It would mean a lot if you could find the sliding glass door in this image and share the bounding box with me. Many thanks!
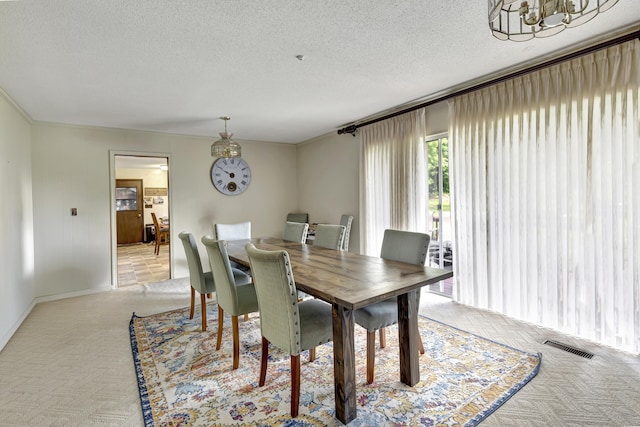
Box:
[427,134,453,297]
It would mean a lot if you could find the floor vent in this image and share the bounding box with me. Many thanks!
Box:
[542,339,594,359]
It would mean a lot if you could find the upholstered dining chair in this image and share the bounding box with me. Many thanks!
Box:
[339,215,354,251]
[214,221,252,272]
[214,221,251,241]
[245,243,333,418]
[151,212,169,255]
[178,231,216,332]
[354,229,430,384]
[201,236,258,370]
[313,224,346,250]
[286,212,309,223]
[283,221,309,243]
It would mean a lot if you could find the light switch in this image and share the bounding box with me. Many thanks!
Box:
[71,208,77,216]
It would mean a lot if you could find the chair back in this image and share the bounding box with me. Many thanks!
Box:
[178,231,212,294]
[214,221,251,241]
[201,236,239,313]
[380,229,430,265]
[283,221,309,243]
[246,243,302,355]
[286,213,309,223]
[314,224,345,250]
[151,212,161,230]
[339,215,354,251]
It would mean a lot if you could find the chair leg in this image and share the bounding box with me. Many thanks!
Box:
[216,307,224,350]
[291,354,301,418]
[366,330,375,384]
[200,293,207,332]
[309,347,315,362]
[259,337,269,387]
[189,287,195,320]
[232,315,240,370]
[244,313,249,321]
[419,334,425,355]
[379,327,386,348]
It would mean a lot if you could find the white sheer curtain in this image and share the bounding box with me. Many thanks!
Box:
[449,40,640,353]
[360,108,428,256]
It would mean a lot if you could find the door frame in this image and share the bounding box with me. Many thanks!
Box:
[109,150,173,288]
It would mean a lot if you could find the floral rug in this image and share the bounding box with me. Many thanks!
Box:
[129,305,541,426]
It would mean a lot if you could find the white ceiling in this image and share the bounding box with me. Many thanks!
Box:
[1,1,639,144]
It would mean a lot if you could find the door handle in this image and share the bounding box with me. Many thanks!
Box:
[138,214,142,218]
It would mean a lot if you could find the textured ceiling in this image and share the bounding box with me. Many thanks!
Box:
[1,1,639,144]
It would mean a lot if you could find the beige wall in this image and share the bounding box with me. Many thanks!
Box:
[30,123,298,298]
[0,90,35,350]
[297,132,361,253]
[296,102,449,255]
[425,102,449,136]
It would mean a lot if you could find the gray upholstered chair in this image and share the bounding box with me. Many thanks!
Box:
[354,229,430,384]
[245,243,333,418]
[178,231,216,332]
[214,221,251,241]
[313,224,345,250]
[286,213,309,223]
[201,236,258,370]
[283,221,309,243]
[339,215,354,251]
[214,221,252,272]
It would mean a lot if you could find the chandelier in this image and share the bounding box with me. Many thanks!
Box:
[489,0,619,41]
[211,116,242,158]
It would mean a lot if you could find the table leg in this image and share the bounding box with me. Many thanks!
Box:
[332,304,357,424]
[398,290,420,386]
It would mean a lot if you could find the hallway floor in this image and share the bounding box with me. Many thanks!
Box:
[117,242,170,286]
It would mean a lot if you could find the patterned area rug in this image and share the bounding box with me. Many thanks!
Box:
[129,305,541,426]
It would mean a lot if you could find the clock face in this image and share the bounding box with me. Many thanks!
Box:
[211,157,251,196]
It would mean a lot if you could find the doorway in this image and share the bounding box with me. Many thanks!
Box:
[427,134,453,297]
[114,154,171,286]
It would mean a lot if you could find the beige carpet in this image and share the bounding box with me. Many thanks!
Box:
[1,279,639,426]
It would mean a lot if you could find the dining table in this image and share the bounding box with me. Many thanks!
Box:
[225,237,454,424]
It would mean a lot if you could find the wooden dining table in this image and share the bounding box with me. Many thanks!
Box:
[225,237,454,424]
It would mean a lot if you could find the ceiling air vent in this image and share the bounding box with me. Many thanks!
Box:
[542,339,594,359]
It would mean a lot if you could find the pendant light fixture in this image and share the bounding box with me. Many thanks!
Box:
[489,0,619,41]
[211,116,242,158]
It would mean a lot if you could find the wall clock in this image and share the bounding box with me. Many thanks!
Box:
[211,157,251,195]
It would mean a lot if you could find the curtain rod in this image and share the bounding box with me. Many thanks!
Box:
[337,29,640,137]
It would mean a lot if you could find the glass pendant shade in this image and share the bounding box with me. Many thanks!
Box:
[489,0,619,41]
[211,117,242,158]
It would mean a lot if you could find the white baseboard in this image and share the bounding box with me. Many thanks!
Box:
[34,286,112,304]
[0,300,36,353]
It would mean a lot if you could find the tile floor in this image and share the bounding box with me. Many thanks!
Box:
[117,242,170,286]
